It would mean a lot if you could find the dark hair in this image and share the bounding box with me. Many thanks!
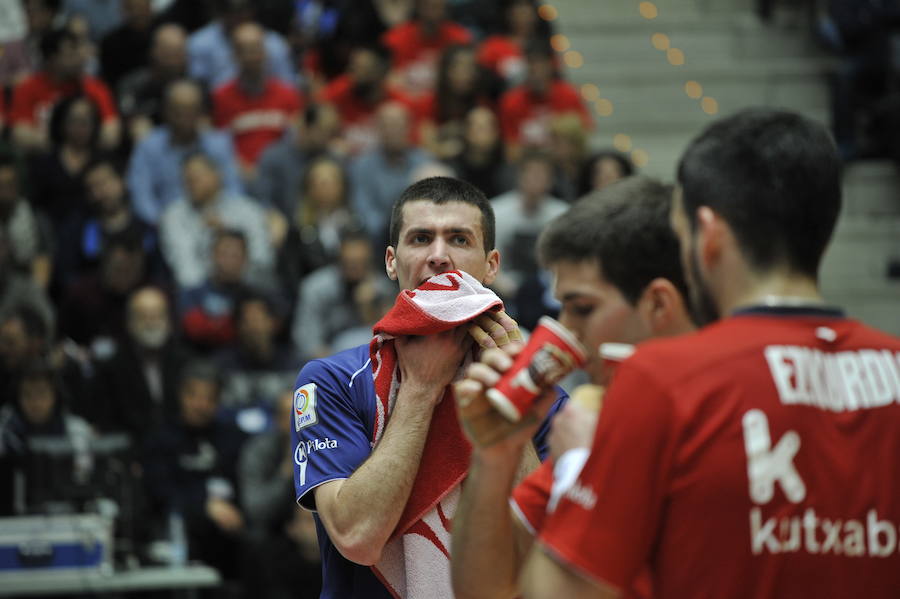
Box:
[48,95,101,148]
[178,360,222,394]
[578,150,634,196]
[389,176,495,250]
[538,176,688,305]
[677,108,841,278]
[214,228,248,250]
[518,148,554,171]
[182,150,218,171]
[499,0,551,38]
[39,28,77,61]
[84,155,125,178]
[434,44,487,124]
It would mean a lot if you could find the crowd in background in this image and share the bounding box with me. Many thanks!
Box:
[0,0,634,596]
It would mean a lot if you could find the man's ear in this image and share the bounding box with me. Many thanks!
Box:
[696,206,725,271]
[637,278,681,336]
[481,249,500,286]
[385,246,397,281]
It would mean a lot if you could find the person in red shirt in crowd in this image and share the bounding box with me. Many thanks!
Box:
[381,0,472,97]
[498,39,591,162]
[213,22,303,180]
[451,177,695,599]
[317,44,418,155]
[10,28,120,152]
[478,0,550,86]
[509,109,900,598]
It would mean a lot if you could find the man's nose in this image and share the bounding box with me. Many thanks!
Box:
[427,239,451,269]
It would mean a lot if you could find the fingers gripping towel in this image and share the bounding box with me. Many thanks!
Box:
[369,270,503,598]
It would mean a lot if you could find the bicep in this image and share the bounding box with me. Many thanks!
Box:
[521,543,620,599]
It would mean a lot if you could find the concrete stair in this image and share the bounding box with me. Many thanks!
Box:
[552,0,900,333]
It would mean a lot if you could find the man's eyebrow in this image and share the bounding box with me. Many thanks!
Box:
[559,291,590,303]
[405,227,434,236]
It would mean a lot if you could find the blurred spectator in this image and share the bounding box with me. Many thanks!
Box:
[490,150,567,298]
[10,27,119,151]
[127,78,243,224]
[318,43,418,155]
[277,156,357,297]
[58,230,159,349]
[89,286,186,443]
[417,44,497,161]
[64,12,99,77]
[0,151,53,289]
[381,0,471,97]
[350,101,430,247]
[254,103,342,220]
[216,293,298,409]
[6,0,67,84]
[498,39,591,161]
[0,237,55,337]
[548,112,588,202]
[577,149,634,197]
[0,360,95,516]
[117,23,188,142]
[291,230,393,360]
[57,156,164,293]
[0,0,36,86]
[212,22,303,180]
[29,95,103,249]
[142,360,247,580]
[187,0,297,89]
[99,0,156,90]
[478,0,550,86]
[63,0,123,41]
[178,229,253,352]
[159,153,271,290]
[0,307,53,407]
[238,390,322,599]
[449,106,514,198]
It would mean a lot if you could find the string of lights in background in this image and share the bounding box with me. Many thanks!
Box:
[537,1,721,169]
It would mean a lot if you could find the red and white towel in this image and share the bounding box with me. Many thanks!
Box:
[368,270,503,598]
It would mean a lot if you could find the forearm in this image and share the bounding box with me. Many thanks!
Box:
[452,450,524,599]
[322,383,439,563]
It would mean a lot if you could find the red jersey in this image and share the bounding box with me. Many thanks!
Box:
[498,79,591,146]
[478,35,525,83]
[10,71,117,129]
[318,75,419,154]
[381,21,472,97]
[539,308,900,599]
[213,78,302,166]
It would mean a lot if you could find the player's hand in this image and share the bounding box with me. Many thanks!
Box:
[454,344,557,459]
[468,310,523,350]
[396,325,473,403]
[206,498,245,534]
[548,385,604,461]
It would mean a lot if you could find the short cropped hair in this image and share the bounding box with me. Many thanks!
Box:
[389,176,495,251]
[677,108,841,279]
[538,176,688,305]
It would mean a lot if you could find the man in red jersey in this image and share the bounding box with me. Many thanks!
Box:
[213,22,302,178]
[381,0,472,97]
[506,108,900,598]
[498,39,591,162]
[10,28,119,151]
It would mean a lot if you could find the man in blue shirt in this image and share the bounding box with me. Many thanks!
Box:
[291,177,564,598]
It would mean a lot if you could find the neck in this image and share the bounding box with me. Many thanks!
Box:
[238,74,265,95]
[170,129,198,145]
[723,270,823,315]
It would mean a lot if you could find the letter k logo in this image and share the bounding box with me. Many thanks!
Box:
[742,409,806,504]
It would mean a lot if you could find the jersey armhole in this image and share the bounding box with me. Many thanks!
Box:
[296,476,348,512]
[509,497,538,536]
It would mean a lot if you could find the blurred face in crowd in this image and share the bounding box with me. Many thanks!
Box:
[299,104,340,151]
[19,378,56,426]
[180,377,219,428]
[152,25,188,78]
[348,48,387,94]
[102,245,145,294]
[339,238,373,285]
[386,200,499,290]
[0,317,30,370]
[446,48,477,95]
[212,234,247,284]
[518,157,553,204]
[508,0,537,36]
[238,299,277,351]
[123,0,153,28]
[165,81,203,138]
[66,15,95,71]
[464,107,499,152]
[306,160,345,213]
[0,166,19,210]
[64,99,97,148]
[418,0,447,28]
[85,163,125,214]
[377,102,412,154]
[593,157,627,191]
[525,53,554,95]
[128,287,171,350]
[183,156,221,205]
[51,36,86,80]
[552,259,648,384]
[25,0,58,33]
[232,22,267,81]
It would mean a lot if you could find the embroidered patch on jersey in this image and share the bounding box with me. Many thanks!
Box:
[294,383,318,431]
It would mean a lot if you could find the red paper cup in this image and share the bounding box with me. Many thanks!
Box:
[598,342,635,381]
[486,316,587,422]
